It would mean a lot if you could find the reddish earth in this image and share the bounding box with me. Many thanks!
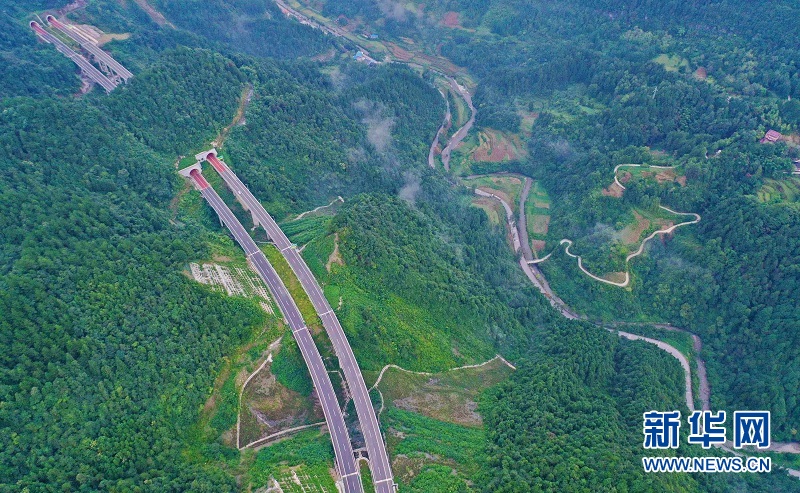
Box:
[695,66,708,80]
[442,11,460,28]
[531,215,550,235]
[602,182,624,197]
[472,131,524,162]
[387,43,413,62]
[654,169,676,183]
[620,212,650,245]
[532,239,546,252]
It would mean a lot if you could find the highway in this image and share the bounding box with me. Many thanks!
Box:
[188,169,364,493]
[47,15,133,81]
[204,153,396,493]
[30,22,117,93]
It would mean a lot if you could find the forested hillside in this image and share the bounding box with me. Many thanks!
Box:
[0,54,265,489]
[315,0,800,441]
[4,0,800,490]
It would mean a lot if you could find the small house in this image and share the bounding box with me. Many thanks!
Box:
[760,129,782,144]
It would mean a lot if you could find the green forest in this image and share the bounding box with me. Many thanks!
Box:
[3,0,800,490]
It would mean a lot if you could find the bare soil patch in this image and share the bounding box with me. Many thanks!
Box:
[442,11,460,28]
[325,233,344,272]
[476,186,513,210]
[655,168,677,183]
[239,351,323,447]
[531,214,550,235]
[620,212,650,245]
[602,182,624,197]
[471,197,502,225]
[604,272,628,284]
[97,33,130,45]
[387,43,414,62]
[694,66,708,80]
[531,239,546,252]
[533,200,550,209]
[378,358,513,427]
[471,130,525,162]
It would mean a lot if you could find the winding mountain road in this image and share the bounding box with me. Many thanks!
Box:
[440,78,475,171]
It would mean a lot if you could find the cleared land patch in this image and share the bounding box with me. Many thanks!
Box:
[238,341,324,449]
[653,53,689,73]
[524,180,552,254]
[470,196,502,225]
[189,262,274,314]
[463,174,523,213]
[470,129,526,162]
[375,356,514,427]
[248,429,339,492]
[614,164,687,188]
[442,11,461,28]
[755,177,800,205]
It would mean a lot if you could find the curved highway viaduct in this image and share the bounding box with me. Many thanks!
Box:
[200,150,396,493]
[183,165,364,493]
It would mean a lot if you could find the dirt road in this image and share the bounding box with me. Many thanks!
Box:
[428,89,451,168]
[441,78,475,171]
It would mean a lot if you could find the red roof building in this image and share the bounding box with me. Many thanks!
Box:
[760,129,782,144]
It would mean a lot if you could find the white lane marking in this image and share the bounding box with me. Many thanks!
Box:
[374,478,395,484]
[280,244,295,252]
[341,471,361,479]
[320,310,333,317]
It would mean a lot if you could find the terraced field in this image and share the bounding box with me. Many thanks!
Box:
[755,177,800,204]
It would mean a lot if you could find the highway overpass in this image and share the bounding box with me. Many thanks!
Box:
[30,21,117,93]
[47,15,133,82]
[184,166,364,493]
[200,150,396,493]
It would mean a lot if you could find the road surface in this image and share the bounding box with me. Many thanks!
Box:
[30,22,117,92]
[205,154,396,493]
[428,89,450,168]
[474,189,521,253]
[188,169,364,493]
[47,15,133,81]
[440,77,475,171]
[517,177,535,261]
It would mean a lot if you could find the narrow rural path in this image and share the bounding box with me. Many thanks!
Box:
[440,77,475,171]
[368,354,516,392]
[529,207,701,287]
[369,355,516,418]
[294,196,344,221]
[474,189,521,252]
[428,88,451,168]
[524,163,701,287]
[469,171,800,463]
[517,177,535,261]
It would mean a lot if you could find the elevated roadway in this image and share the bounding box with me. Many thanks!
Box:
[202,152,396,492]
[186,168,363,493]
[30,21,117,93]
[47,15,133,81]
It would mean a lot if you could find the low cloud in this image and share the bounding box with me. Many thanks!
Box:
[354,100,394,153]
[398,171,421,204]
[377,0,409,21]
